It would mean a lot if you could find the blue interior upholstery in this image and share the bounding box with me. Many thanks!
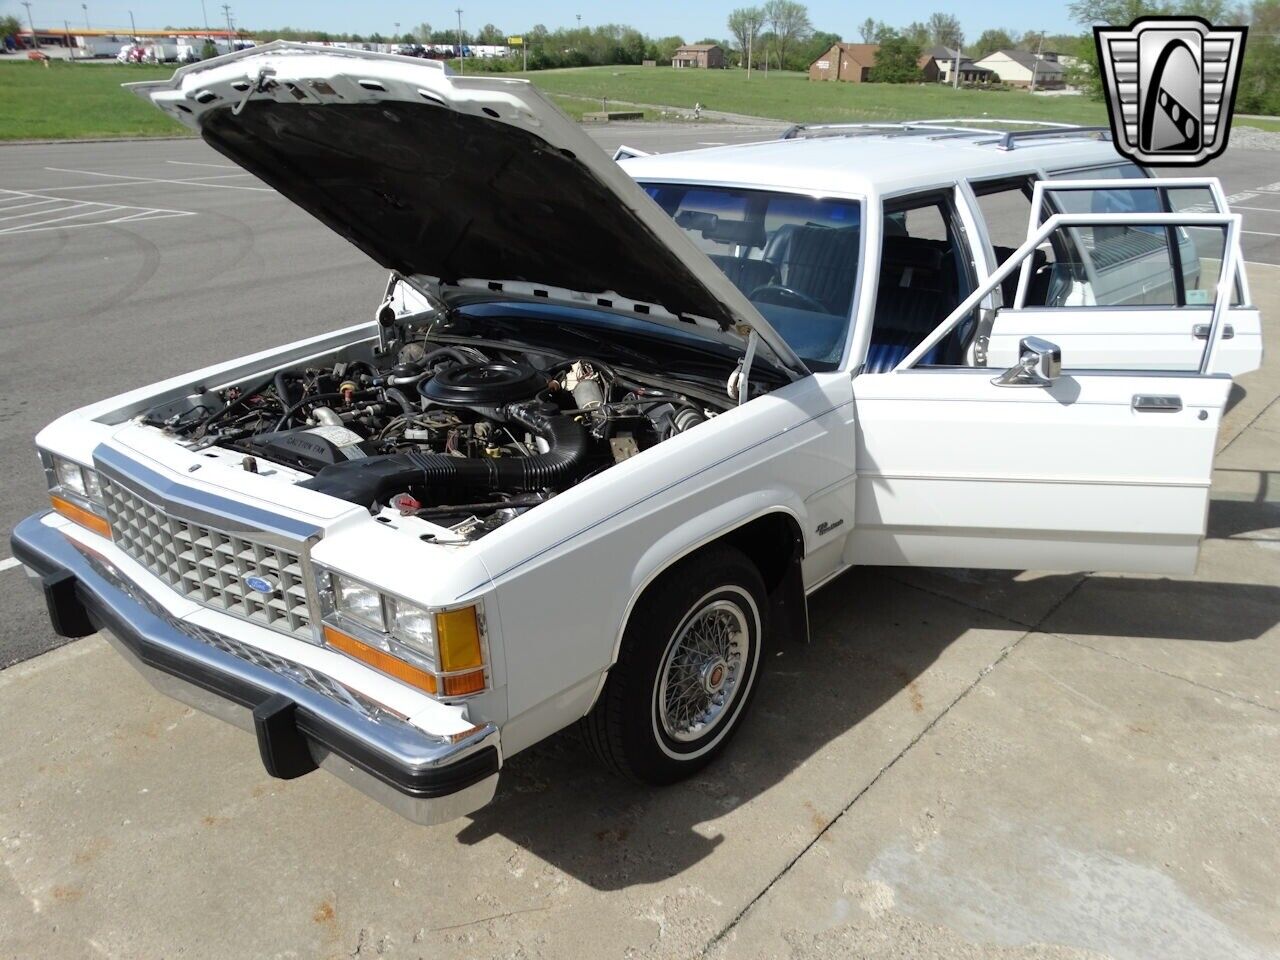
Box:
[777,225,861,315]
[708,254,779,298]
[863,286,949,373]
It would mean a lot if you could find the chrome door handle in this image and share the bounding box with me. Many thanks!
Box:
[1193,323,1234,340]
[1132,395,1182,413]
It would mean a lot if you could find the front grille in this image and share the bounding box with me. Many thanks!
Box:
[101,477,313,640]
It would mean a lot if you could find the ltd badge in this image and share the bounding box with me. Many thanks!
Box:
[1095,16,1247,166]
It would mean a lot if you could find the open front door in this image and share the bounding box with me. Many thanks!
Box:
[848,207,1244,575]
[985,177,1262,376]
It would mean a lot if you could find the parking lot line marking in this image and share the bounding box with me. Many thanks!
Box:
[0,204,92,224]
[0,188,196,236]
[166,160,239,169]
[1243,229,1280,238]
[43,166,273,193]
[1232,205,1280,213]
[0,557,20,573]
[0,198,68,217]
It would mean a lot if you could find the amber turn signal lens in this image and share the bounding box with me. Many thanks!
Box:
[435,606,484,672]
[323,625,438,695]
[441,670,486,697]
[50,495,111,538]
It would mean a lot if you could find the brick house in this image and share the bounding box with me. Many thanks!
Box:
[808,42,879,82]
[671,43,724,69]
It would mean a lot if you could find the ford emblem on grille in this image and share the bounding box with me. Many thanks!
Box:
[243,574,278,595]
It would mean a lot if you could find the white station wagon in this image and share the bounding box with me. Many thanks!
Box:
[13,44,1262,825]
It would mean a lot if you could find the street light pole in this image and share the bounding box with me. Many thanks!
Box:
[221,4,233,50]
[128,9,137,40]
[455,8,463,74]
[82,3,89,30]
[200,0,209,36]
[21,1,38,49]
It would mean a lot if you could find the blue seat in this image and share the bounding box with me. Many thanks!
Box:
[863,286,949,373]
[864,331,941,373]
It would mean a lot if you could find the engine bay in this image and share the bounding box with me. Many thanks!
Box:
[143,329,721,540]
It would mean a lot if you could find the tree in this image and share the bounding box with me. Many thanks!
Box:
[903,21,931,47]
[859,17,878,43]
[800,29,841,68]
[927,12,963,49]
[868,31,923,82]
[971,28,1016,59]
[476,23,504,44]
[652,35,686,61]
[727,7,765,67]
[763,0,812,71]
[1,14,22,43]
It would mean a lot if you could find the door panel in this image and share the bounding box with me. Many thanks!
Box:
[987,306,1263,375]
[848,370,1231,574]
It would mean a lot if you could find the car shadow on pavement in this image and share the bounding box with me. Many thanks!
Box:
[455,551,1279,891]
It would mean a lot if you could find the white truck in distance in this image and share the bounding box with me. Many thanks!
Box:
[12,44,1261,825]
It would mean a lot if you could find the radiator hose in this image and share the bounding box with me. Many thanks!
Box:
[299,403,594,508]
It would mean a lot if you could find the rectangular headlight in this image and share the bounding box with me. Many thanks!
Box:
[46,454,109,536]
[332,573,386,632]
[55,457,88,497]
[388,597,435,659]
[317,565,488,699]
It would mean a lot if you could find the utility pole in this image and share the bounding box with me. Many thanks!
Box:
[222,4,233,50]
[953,45,961,90]
[21,1,38,49]
[455,8,463,74]
[1030,32,1043,91]
[746,16,756,79]
[128,9,137,40]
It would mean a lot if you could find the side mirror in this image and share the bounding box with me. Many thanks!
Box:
[992,336,1061,387]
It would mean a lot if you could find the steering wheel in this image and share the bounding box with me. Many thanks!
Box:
[749,284,828,313]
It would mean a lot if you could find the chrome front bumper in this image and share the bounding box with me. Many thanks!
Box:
[10,513,501,826]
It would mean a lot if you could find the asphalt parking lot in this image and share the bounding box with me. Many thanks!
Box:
[1,123,1278,959]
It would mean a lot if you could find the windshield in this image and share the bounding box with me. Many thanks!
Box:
[641,183,862,370]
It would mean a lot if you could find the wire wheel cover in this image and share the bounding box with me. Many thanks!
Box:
[657,599,750,743]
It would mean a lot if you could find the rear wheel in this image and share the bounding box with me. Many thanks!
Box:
[582,546,767,784]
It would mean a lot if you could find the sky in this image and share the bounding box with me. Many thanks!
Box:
[6,0,1083,41]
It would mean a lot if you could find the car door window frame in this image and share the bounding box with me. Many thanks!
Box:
[855,183,985,372]
[1018,177,1251,310]
[891,208,1244,377]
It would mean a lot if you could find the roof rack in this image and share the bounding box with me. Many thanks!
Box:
[779,119,1111,150]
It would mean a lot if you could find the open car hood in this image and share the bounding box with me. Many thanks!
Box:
[128,42,808,380]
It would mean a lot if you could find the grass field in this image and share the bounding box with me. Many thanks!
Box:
[1,58,1275,140]
[0,61,187,140]
[523,66,1116,125]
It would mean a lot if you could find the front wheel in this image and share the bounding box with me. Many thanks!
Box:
[582,546,767,784]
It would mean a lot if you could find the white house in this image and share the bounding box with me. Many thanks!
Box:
[973,49,1066,88]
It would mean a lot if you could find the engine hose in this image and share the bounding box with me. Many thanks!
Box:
[274,370,297,408]
[383,387,416,415]
[300,404,595,507]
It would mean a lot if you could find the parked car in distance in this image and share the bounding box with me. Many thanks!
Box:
[12,44,1261,825]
